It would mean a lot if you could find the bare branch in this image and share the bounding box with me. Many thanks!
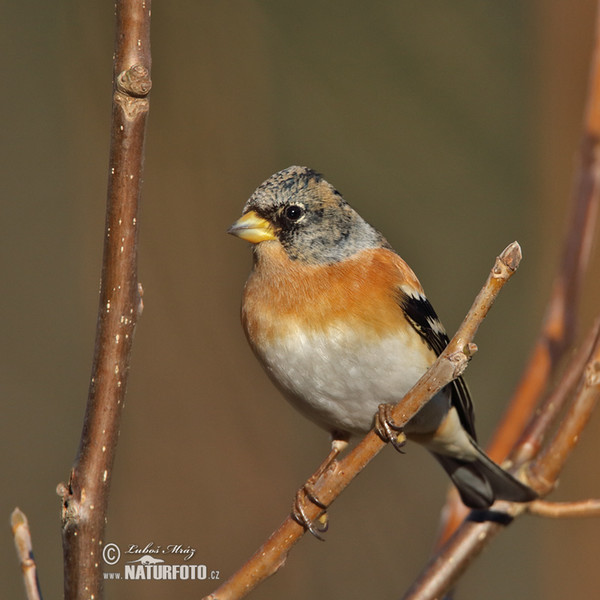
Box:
[487,3,600,465]
[526,335,600,494]
[400,323,600,600]
[11,508,43,600]
[57,2,151,599]
[402,500,525,600]
[512,317,600,466]
[435,1,600,548]
[436,318,600,545]
[528,499,600,518]
[203,242,522,600]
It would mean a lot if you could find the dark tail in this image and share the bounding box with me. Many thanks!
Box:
[433,444,537,509]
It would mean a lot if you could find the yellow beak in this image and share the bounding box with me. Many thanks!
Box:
[227,210,276,244]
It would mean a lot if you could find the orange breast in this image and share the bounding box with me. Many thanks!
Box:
[242,244,423,345]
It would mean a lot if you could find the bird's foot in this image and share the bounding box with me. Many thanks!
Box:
[292,481,329,541]
[290,435,348,540]
[375,403,407,453]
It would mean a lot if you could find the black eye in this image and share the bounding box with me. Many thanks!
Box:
[284,204,304,222]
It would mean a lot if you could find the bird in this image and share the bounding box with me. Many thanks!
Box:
[228,165,537,534]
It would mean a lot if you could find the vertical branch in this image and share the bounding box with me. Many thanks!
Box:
[58,2,152,599]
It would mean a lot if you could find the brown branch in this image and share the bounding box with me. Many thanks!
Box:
[528,499,600,518]
[401,323,600,600]
[203,242,522,600]
[57,2,151,599]
[11,508,42,600]
[526,335,600,494]
[435,1,600,547]
[434,319,600,546]
[403,500,525,600]
[512,317,600,466]
[487,2,600,465]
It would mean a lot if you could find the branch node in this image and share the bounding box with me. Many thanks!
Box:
[522,467,555,498]
[447,350,469,378]
[114,91,150,121]
[464,342,478,359]
[584,358,600,386]
[116,64,152,97]
[137,282,145,317]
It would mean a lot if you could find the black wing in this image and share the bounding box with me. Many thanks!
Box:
[395,288,477,440]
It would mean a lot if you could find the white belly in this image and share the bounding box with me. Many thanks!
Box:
[256,325,436,435]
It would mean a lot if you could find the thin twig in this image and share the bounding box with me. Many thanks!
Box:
[204,242,522,600]
[57,2,151,599]
[528,499,600,518]
[11,508,43,600]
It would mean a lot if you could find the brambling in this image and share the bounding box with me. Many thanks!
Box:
[229,166,536,532]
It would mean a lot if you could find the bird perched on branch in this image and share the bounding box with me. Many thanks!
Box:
[229,166,536,535]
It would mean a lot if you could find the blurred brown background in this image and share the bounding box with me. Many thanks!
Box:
[2,1,600,598]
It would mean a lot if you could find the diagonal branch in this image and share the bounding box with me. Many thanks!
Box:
[204,242,523,600]
[56,2,152,599]
[436,318,600,545]
[512,317,600,466]
[526,333,600,494]
[403,499,526,600]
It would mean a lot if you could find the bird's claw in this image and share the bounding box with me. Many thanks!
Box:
[375,403,407,453]
[292,483,329,541]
